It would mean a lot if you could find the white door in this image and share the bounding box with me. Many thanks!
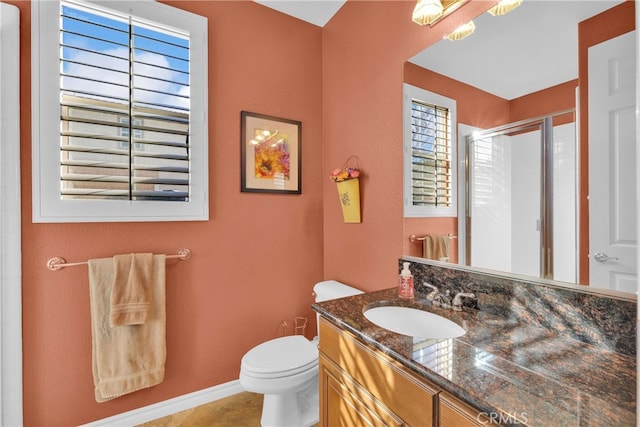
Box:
[588,30,637,292]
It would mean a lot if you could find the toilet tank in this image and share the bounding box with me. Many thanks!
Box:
[313,280,363,302]
[313,280,363,338]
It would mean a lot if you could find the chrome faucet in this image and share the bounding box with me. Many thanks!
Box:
[423,283,439,301]
[423,283,476,311]
[432,289,453,309]
[452,292,476,311]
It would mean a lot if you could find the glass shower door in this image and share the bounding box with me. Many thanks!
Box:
[469,128,542,277]
[463,114,577,282]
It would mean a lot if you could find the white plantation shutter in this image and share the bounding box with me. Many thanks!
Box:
[60,1,190,201]
[32,0,208,222]
[410,100,451,207]
[403,84,457,217]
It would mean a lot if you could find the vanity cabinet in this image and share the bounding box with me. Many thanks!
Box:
[318,318,495,427]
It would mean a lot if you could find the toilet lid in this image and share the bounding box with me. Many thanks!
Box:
[241,335,318,378]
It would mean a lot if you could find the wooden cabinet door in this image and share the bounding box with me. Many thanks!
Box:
[320,354,405,427]
[439,391,491,427]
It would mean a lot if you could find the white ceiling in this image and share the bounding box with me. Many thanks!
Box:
[254,0,346,27]
[256,0,626,99]
[409,0,625,99]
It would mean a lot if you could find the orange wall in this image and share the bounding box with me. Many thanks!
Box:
[11,1,324,425]
[577,0,635,284]
[404,62,511,128]
[510,80,577,125]
[321,0,494,288]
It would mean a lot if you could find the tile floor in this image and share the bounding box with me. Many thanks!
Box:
[137,392,320,427]
[137,392,263,427]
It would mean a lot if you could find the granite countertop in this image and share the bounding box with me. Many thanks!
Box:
[312,288,636,426]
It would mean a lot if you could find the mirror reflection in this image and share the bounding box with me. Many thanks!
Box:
[403,0,636,293]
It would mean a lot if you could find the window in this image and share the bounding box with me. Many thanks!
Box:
[403,84,457,217]
[32,0,208,222]
[119,117,144,142]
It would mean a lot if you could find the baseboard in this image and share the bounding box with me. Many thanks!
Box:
[83,380,244,426]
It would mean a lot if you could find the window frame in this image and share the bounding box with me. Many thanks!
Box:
[32,0,209,222]
[403,83,457,218]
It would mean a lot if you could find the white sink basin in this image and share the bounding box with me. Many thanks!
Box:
[363,306,466,339]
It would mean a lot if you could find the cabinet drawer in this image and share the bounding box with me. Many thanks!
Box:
[319,318,438,427]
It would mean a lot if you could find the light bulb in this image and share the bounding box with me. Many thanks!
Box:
[445,20,476,41]
[412,0,443,25]
[487,0,523,16]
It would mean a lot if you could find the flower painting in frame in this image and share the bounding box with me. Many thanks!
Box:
[241,111,302,194]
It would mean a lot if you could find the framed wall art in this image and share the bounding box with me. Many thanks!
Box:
[241,111,302,194]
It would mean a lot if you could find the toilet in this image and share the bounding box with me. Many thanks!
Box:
[239,280,363,427]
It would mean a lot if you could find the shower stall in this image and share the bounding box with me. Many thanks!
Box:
[458,110,577,283]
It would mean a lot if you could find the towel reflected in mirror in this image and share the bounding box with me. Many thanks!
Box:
[422,235,450,261]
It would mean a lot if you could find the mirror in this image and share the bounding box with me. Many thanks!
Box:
[403,0,637,293]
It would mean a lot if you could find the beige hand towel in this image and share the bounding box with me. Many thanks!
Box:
[423,235,450,260]
[88,254,166,402]
[110,253,153,326]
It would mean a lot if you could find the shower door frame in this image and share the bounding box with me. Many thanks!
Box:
[461,109,575,280]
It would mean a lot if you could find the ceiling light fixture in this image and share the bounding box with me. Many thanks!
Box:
[445,20,476,41]
[487,0,523,16]
[412,0,444,26]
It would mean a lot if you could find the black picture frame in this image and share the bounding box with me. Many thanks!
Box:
[240,111,302,194]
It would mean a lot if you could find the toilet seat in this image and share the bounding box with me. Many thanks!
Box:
[241,335,318,379]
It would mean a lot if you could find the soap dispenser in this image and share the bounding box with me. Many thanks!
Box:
[398,262,414,299]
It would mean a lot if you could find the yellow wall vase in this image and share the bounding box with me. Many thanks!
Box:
[336,178,361,223]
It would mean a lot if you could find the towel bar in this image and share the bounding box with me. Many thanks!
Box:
[47,248,191,271]
[409,234,457,243]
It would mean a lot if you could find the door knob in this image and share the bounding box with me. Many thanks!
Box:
[593,252,619,262]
